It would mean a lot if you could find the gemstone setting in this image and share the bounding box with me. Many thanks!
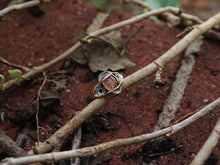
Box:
[93,71,123,97]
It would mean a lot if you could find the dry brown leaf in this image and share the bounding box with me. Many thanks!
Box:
[70,30,135,72]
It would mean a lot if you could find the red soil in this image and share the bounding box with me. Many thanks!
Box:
[0,0,219,164]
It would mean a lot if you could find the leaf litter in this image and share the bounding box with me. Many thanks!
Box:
[70,12,135,72]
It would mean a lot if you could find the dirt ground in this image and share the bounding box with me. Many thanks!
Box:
[0,0,220,165]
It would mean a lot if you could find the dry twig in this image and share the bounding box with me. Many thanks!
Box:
[35,72,47,145]
[0,0,50,20]
[0,57,30,72]
[190,118,220,165]
[25,11,220,154]
[2,97,220,165]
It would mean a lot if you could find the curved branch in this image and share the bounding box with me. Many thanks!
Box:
[3,97,220,165]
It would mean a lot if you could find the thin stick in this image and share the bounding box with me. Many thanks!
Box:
[35,72,47,145]
[120,25,144,55]
[90,7,180,36]
[0,57,30,72]
[190,118,220,165]
[3,97,220,165]
[26,12,220,154]
[0,0,50,20]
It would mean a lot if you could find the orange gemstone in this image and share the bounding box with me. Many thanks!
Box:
[103,75,118,91]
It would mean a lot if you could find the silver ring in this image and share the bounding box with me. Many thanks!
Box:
[93,71,123,97]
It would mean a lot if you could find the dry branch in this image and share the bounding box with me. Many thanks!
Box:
[0,129,27,158]
[0,57,30,72]
[26,12,220,154]
[0,0,49,20]
[132,0,204,26]
[2,7,181,90]
[190,118,220,165]
[2,6,217,90]
[2,97,220,165]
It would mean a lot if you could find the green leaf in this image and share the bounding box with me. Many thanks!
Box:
[8,69,22,85]
[149,16,160,23]
[0,74,5,90]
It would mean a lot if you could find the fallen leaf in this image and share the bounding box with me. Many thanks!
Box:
[71,30,135,72]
